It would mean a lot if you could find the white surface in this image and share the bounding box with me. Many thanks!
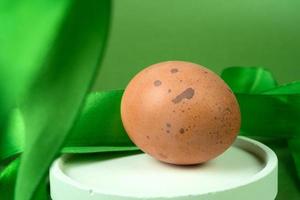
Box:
[63,146,263,197]
[50,136,278,200]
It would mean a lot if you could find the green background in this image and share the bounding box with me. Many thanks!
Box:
[93,1,300,199]
[94,0,300,91]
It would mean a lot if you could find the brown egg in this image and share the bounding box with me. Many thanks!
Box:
[121,61,241,165]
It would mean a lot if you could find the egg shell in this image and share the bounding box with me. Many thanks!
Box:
[121,61,241,165]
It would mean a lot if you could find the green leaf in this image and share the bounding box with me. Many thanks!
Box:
[15,1,111,200]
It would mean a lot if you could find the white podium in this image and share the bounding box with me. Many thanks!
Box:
[50,136,278,200]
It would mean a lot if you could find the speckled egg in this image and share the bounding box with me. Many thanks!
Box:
[121,61,241,165]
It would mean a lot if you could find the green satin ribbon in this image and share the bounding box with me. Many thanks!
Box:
[0,0,111,200]
[221,67,300,180]
[1,66,300,200]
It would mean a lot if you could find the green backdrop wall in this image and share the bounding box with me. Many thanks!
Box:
[94,0,300,91]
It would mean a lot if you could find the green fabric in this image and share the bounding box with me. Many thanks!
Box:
[221,67,300,199]
[0,0,71,123]
[0,0,111,199]
[16,0,110,199]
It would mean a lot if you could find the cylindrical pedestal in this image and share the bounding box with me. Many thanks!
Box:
[50,136,278,200]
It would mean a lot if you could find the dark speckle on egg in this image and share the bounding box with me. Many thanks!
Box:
[171,68,178,73]
[154,80,162,86]
[172,88,195,104]
[225,107,232,113]
[179,128,185,134]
